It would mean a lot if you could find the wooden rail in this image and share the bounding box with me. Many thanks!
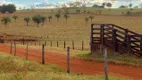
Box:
[90,24,142,56]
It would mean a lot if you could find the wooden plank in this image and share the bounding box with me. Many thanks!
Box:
[131,40,140,43]
[104,28,112,31]
[90,24,93,53]
[116,30,126,35]
[117,39,127,44]
[112,29,117,52]
[93,28,101,30]
[111,24,126,30]
[104,31,112,35]
[131,45,140,48]
[116,34,125,39]
[101,24,105,45]
[131,42,139,47]
[93,32,101,34]
[127,35,131,54]
[140,36,142,51]
[131,37,140,41]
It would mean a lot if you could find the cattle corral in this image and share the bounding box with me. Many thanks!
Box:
[91,24,142,56]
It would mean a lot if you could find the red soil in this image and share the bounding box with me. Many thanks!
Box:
[0,44,142,80]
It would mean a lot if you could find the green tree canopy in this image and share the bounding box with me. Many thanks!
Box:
[12,15,18,22]
[1,17,11,26]
[48,16,52,22]
[55,13,61,22]
[24,17,31,26]
[41,16,46,27]
[32,15,42,27]
[0,4,16,13]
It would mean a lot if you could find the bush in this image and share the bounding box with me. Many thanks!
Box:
[126,11,131,16]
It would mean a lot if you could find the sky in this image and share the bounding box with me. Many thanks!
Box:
[0,0,142,9]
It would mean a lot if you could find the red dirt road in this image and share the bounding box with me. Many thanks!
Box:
[0,44,142,80]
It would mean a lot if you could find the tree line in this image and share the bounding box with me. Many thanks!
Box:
[1,13,94,27]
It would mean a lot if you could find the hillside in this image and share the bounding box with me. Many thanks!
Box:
[0,52,129,80]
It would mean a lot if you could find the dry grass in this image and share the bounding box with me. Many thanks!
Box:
[0,52,130,80]
[1,9,142,49]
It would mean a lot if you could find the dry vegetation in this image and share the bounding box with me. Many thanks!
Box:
[0,8,142,48]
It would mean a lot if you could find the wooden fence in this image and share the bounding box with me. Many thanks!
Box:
[6,40,88,51]
[90,24,142,56]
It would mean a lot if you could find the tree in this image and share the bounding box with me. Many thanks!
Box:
[1,17,11,26]
[55,13,61,22]
[41,16,46,27]
[32,15,42,27]
[102,2,106,7]
[64,14,70,23]
[85,17,89,24]
[89,16,94,22]
[24,17,31,26]
[129,3,133,10]
[1,4,16,13]
[129,3,133,8]
[106,2,112,12]
[119,5,127,8]
[48,16,52,22]
[12,15,18,22]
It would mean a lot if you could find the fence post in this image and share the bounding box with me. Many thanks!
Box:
[35,42,36,46]
[127,35,131,54]
[22,38,24,45]
[14,41,16,56]
[64,41,66,49]
[50,41,52,47]
[45,41,47,46]
[67,47,70,73]
[112,29,117,54]
[29,41,31,45]
[10,43,12,54]
[42,44,45,64]
[72,41,74,50]
[140,35,142,51]
[57,41,58,47]
[90,24,94,54]
[82,41,84,50]
[104,48,108,80]
[101,24,105,46]
[26,42,28,60]
[100,24,105,53]
[140,35,142,56]
[39,41,40,46]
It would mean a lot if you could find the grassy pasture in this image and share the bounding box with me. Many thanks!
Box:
[0,8,142,50]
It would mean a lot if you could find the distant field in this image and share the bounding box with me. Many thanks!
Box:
[0,8,142,49]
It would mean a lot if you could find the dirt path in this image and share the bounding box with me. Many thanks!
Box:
[0,44,142,80]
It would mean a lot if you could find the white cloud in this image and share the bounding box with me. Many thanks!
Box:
[0,0,141,9]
